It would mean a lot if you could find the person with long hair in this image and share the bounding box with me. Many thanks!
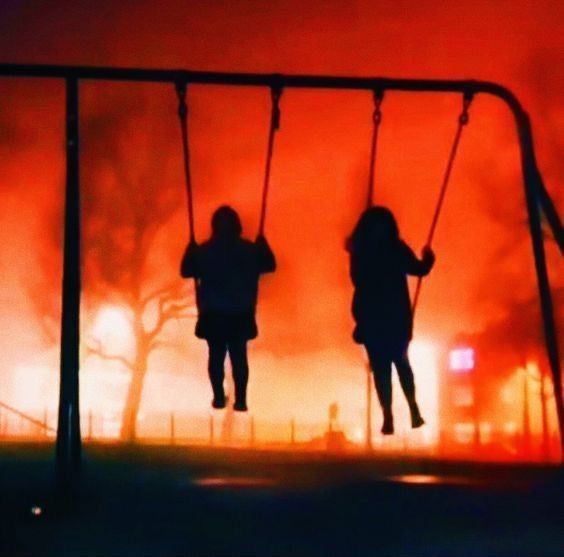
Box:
[180,206,276,412]
[349,206,435,434]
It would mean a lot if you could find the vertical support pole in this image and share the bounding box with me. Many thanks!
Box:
[56,77,82,484]
[517,111,563,456]
[366,363,373,452]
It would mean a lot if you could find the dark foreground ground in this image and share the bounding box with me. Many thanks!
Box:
[0,443,563,557]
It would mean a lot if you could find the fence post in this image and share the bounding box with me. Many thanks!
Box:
[290,418,296,445]
[170,412,176,445]
[209,414,214,446]
[249,416,255,447]
[88,410,93,441]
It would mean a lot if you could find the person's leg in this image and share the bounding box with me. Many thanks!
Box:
[365,344,394,434]
[227,339,249,411]
[207,340,227,408]
[394,346,424,428]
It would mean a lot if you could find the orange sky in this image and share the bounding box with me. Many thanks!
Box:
[0,1,561,430]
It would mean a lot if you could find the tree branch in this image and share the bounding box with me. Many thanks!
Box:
[84,338,134,370]
[149,339,184,351]
[140,281,182,310]
[146,300,194,341]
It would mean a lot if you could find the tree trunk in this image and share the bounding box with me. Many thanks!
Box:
[120,312,149,442]
[120,359,147,442]
[119,235,148,443]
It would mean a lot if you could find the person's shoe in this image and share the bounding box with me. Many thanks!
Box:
[212,395,227,409]
[233,400,248,412]
[411,414,425,429]
[381,414,394,435]
[409,402,425,428]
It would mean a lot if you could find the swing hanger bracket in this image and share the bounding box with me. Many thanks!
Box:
[175,80,189,120]
[459,90,474,126]
[372,89,384,124]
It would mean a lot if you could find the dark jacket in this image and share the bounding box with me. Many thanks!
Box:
[181,236,276,340]
[350,240,433,346]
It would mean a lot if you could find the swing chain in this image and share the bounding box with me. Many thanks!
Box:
[459,91,474,126]
[270,85,283,130]
[258,85,283,236]
[174,80,196,243]
[372,89,384,124]
[411,90,475,316]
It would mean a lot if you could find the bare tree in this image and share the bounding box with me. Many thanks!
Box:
[79,89,198,441]
[25,88,198,441]
[85,278,195,441]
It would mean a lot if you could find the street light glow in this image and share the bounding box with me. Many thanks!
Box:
[449,348,475,372]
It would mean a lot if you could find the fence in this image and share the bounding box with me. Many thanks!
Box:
[0,405,558,461]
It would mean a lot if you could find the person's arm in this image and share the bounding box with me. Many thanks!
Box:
[401,241,435,277]
[349,253,363,286]
[255,235,276,273]
[180,241,201,278]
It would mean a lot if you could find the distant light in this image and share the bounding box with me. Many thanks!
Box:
[91,305,133,348]
[453,422,475,444]
[453,385,474,407]
[449,348,475,372]
[194,476,276,488]
[479,422,492,444]
[390,475,442,485]
[390,475,488,487]
[351,427,364,443]
[409,340,440,446]
[30,506,42,517]
[525,361,540,379]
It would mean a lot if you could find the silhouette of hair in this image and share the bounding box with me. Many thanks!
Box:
[349,206,399,253]
[211,205,243,239]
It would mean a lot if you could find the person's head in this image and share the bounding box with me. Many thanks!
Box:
[211,205,242,239]
[349,206,399,253]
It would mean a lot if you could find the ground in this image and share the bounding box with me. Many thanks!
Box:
[0,443,563,557]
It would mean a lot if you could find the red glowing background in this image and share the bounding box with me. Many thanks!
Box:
[0,1,561,456]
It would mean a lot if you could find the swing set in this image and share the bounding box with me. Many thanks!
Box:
[0,64,561,479]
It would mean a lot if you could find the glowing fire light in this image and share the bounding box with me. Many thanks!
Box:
[387,340,439,445]
[194,477,277,488]
[449,348,475,372]
[91,305,133,350]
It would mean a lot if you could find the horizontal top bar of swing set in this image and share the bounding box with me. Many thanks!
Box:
[0,63,526,113]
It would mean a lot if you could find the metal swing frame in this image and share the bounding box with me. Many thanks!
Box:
[0,64,561,478]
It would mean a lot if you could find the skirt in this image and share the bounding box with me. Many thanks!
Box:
[195,311,258,341]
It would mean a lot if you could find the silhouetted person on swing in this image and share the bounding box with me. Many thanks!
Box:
[180,206,276,412]
[349,206,435,435]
